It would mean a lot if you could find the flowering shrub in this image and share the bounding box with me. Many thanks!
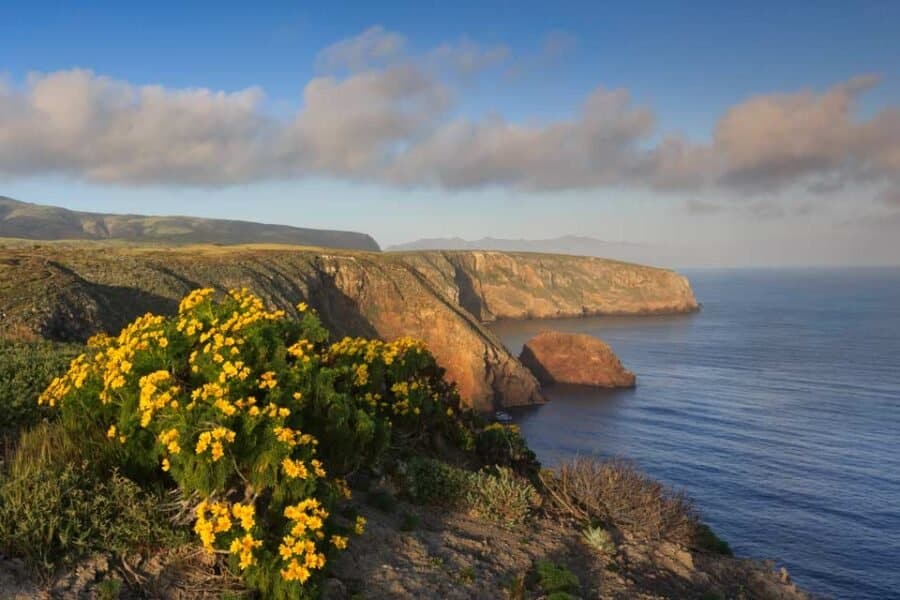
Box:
[39,288,464,598]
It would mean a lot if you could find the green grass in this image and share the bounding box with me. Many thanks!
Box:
[0,422,184,572]
[0,340,83,440]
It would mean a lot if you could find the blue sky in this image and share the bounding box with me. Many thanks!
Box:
[1,1,899,265]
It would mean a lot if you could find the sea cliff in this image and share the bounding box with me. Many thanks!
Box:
[0,244,698,411]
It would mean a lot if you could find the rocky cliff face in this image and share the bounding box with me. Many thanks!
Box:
[0,245,698,411]
[391,251,698,320]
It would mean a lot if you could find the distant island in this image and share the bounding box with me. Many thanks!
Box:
[0,196,380,251]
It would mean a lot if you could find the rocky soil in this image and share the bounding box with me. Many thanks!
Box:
[0,245,697,411]
[0,498,810,600]
[519,331,636,388]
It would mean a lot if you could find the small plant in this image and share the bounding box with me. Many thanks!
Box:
[582,524,615,554]
[533,559,580,595]
[97,577,124,600]
[366,489,398,513]
[457,565,476,584]
[475,423,539,477]
[405,457,472,506]
[466,466,536,527]
[693,523,732,555]
[399,512,421,531]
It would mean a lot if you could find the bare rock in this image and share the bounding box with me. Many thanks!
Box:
[519,331,636,387]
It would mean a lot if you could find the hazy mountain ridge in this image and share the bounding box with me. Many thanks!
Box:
[0,196,380,251]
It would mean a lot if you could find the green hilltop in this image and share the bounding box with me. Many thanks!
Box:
[0,196,380,251]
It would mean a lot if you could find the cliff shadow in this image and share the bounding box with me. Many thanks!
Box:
[452,261,486,320]
[298,269,380,340]
[44,281,179,342]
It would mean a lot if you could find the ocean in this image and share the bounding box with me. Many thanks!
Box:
[489,268,900,599]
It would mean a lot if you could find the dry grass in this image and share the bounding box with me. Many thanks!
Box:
[540,457,697,545]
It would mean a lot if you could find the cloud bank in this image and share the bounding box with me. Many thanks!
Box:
[1,26,898,201]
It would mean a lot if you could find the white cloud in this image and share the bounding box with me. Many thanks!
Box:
[0,30,898,204]
[426,38,510,77]
[315,25,407,72]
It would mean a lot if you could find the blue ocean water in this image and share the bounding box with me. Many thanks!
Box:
[489,268,900,599]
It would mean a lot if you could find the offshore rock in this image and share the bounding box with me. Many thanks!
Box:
[519,331,636,388]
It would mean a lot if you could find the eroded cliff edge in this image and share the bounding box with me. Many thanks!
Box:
[0,246,698,411]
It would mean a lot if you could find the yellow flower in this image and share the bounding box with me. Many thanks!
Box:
[281,559,311,583]
[210,442,224,462]
[106,424,117,439]
[229,534,262,570]
[161,458,170,472]
[354,515,367,535]
[259,371,278,390]
[296,302,308,312]
[330,535,348,550]
[231,502,256,530]
[281,458,309,479]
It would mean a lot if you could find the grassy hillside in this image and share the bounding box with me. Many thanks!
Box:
[0,196,380,251]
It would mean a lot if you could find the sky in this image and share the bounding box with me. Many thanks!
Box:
[1,0,899,267]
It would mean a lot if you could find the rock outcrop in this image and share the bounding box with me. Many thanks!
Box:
[519,331,636,388]
[0,245,696,410]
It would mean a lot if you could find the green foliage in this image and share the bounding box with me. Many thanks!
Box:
[475,423,539,477]
[366,489,398,513]
[466,466,536,527]
[0,423,182,571]
[0,340,82,439]
[405,457,473,506]
[97,577,124,600]
[399,512,422,531]
[693,523,733,556]
[546,592,580,600]
[533,559,581,596]
[35,288,469,597]
[582,525,615,554]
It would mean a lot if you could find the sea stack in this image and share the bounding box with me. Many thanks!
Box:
[519,331,636,388]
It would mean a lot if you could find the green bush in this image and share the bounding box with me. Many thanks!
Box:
[405,457,473,506]
[34,288,469,598]
[0,423,181,571]
[475,423,538,477]
[466,466,536,527]
[693,522,732,556]
[366,489,398,513]
[399,512,421,531]
[0,340,82,439]
[533,559,580,595]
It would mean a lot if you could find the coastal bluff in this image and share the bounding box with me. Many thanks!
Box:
[0,245,698,411]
